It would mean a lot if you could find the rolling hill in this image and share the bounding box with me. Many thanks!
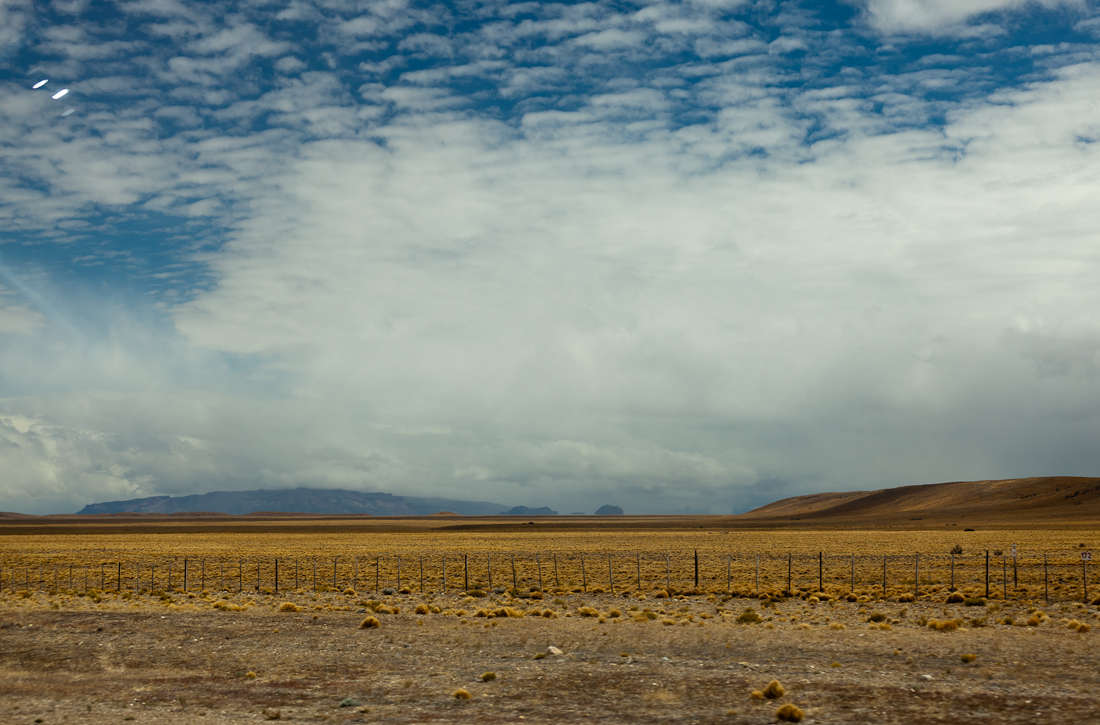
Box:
[737,476,1100,525]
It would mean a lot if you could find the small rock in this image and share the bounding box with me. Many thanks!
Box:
[920,674,933,681]
[382,588,396,595]
[357,608,366,613]
[547,646,563,656]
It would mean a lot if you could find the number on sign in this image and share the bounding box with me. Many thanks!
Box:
[1083,552,1093,562]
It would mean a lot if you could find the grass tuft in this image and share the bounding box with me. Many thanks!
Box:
[737,608,762,625]
[481,672,496,682]
[359,616,381,629]
[960,654,977,663]
[762,680,785,699]
[453,688,472,700]
[775,703,804,722]
[278,602,300,612]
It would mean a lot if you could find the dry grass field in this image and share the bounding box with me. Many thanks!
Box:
[3,514,1100,723]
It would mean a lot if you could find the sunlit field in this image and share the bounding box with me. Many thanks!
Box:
[4,525,1099,604]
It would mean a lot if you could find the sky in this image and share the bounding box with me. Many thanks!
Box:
[1,0,1100,516]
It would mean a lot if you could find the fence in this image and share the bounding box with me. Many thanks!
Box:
[2,550,1097,604]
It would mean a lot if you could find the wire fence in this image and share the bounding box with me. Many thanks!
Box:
[3,549,1098,604]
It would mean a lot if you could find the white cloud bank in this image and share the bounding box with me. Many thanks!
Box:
[1,0,1100,514]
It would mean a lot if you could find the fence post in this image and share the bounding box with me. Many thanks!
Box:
[101,562,105,591]
[819,551,824,593]
[850,554,854,594]
[581,555,586,592]
[510,554,516,590]
[184,559,188,592]
[787,553,792,593]
[881,556,886,597]
[167,562,171,592]
[984,551,990,599]
[486,555,491,589]
[554,553,560,588]
[397,557,402,590]
[312,559,317,593]
[694,550,699,590]
[202,560,206,591]
[239,559,243,593]
[536,554,542,591]
[333,557,338,591]
[376,557,380,594]
[609,554,614,594]
[420,556,425,593]
[1084,556,1089,604]
[275,559,278,593]
[117,562,121,592]
[353,556,358,591]
[1013,549,1018,590]
[443,556,447,592]
[665,554,670,591]
[464,554,469,592]
[1002,555,1007,600]
[1044,554,1049,604]
[256,561,260,591]
[637,553,641,591]
[727,555,731,594]
[950,554,955,591]
[755,555,760,595]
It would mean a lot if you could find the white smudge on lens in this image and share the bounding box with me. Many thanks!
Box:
[32,79,49,89]
[60,109,75,117]
[51,89,69,99]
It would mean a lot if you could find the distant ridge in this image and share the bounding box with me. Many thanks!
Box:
[77,488,509,517]
[500,505,558,516]
[739,476,1100,524]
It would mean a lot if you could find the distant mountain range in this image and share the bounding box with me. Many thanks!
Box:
[77,488,510,516]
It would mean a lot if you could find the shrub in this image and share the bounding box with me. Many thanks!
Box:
[453,689,472,700]
[609,609,621,618]
[898,593,915,603]
[960,654,977,663]
[481,672,496,682]
[399,587,412,595]
[945,592,965,604]
[762,680,785,699]
[750,690,764,700]
[466,589,487,597]
[577,606,600,618]
[655,590,669,599]
[866,612,887,623]
[359,616,381,629]
[278,602,300,612]
[775,703,804,722]
[964,598,987,607]
[415,604,430,615]
[1078,623,1091,633]
[343,588,355,596]
[927,619,958,632]
[737,608,762,625]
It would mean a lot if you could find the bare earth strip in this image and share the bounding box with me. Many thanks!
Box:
[2,593,1099,724]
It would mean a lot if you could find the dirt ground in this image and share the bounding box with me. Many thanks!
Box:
[3,587,1099,724]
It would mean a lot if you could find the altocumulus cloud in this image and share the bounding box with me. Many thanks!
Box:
[1,0,1100,515]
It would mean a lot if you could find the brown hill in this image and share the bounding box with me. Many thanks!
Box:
[738,476,1100,525]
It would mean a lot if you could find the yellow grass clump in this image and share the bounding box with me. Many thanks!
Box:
[453,689,472,700]
[775,703,804,722]
[278,602,300,612]
[762,680,785,699]
[359,616,381,629]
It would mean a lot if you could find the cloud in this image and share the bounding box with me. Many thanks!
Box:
[3,0,1100,514]
[858,0,1077,35]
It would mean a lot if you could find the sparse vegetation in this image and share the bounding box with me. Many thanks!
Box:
[775,703,804,722]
